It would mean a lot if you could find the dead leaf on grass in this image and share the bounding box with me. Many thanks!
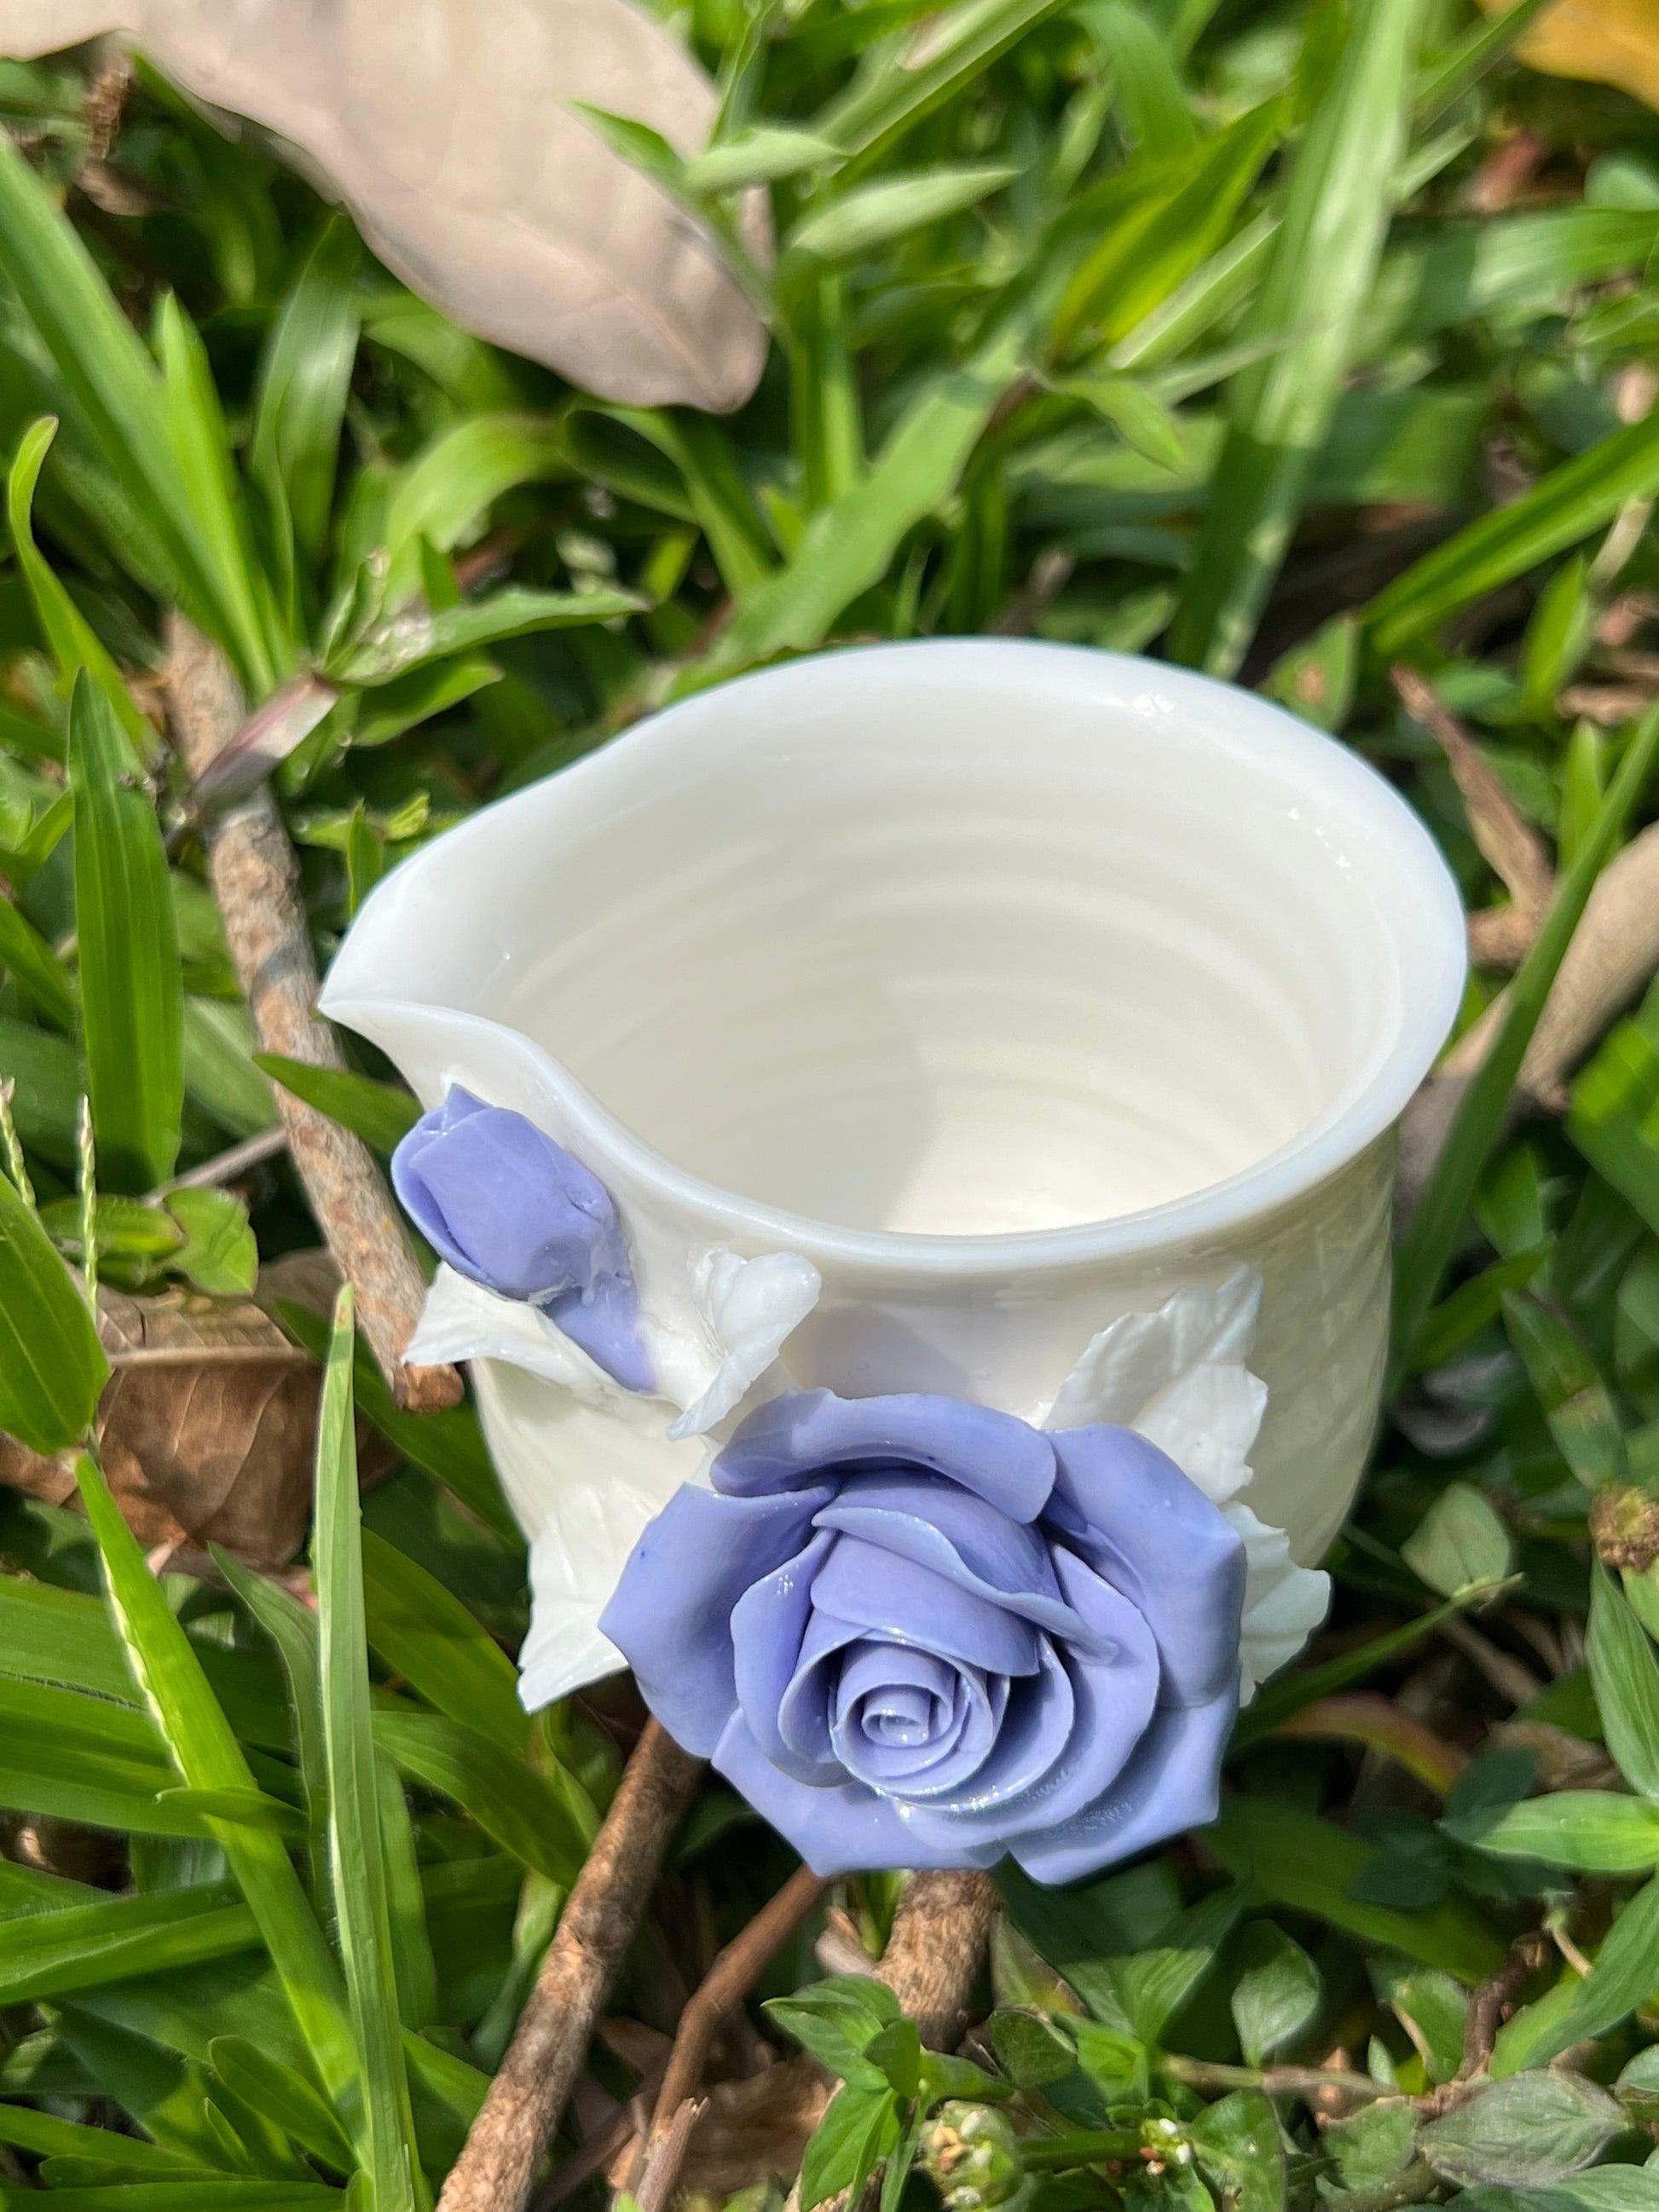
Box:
[1482,0,1659,111]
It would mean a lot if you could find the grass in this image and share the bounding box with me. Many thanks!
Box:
[0,4,1658,2208]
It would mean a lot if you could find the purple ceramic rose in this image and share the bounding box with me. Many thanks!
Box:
[391,1087,652,1392]
[600,1389,1246,1881]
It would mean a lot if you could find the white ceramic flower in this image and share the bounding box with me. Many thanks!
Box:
[1041,1265,1330,1701]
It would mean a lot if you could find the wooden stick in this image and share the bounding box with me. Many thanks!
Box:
[626,1861,831,2192]
[436,1719,704,2212]
[633,2099,705,2212]
[165,615,460,1412]
[876,1868,997,2052]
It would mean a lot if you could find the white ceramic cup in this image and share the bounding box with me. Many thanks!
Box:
[322,639,1466,1707]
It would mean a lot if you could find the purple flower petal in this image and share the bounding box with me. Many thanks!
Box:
[392,1086,652,1391]
[1047,1426,1245,1705]
[808,1536,1043,1677]
[600,1481,833,1753]
[730,1531,845,1785]
[897,1552,1159,1849]
[813,1473,1098,1649]
[830,1644,985,1792]
[715,1392,1056,1522]
[714,1709,1004,1875]
[1009,1687,1238,1885]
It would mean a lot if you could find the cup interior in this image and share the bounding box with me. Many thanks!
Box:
[350,643,1463,1241]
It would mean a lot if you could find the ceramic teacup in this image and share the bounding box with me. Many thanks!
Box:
[322,638,1465,1713]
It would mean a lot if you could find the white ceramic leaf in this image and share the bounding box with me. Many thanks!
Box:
[1043,1268,1329,1695]
[1228,1501,1334,1701]
[1,0,770,411]
[407,1262,644,1407]
[668,1248,823,1440]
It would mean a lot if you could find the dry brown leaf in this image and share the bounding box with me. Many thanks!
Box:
[676,2059,830,2198]
[1481,0,1659,111]
[1,0,770,411]
[0,1271,322,1568]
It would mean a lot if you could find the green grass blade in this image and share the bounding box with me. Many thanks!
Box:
[0,134,262,677]
[1392,699,1659,1381]
[213,1546,327,1861]
[67,668,183,1193]
[702,318,1025,673]
[381,413,566,598]
[813,0,1070,161]
[276,1300,520,1545]
[211,2036,357,2174]
[1203,1798,1505,1982]
[361,1529,524,1753]
[375,1747,441,2033]
[1415,0,1558,121]
[1369,413,1659,654]
[155,293,284,692]
[314,1286,425,2212]
[0,1572,136,1700]
[0,1131,107,1453]
[252,1056,419,1152]
[251,215,363,575]
[1087,0,1198,159]
[8,419,158,763]
[74,1452,361,2113]
[785,165,1020,263]
[0,1884,257,2006]
[0,889,74,1028]
[372,1709,588,1886]
[333,586,644,686]
[1166,0,1429,674]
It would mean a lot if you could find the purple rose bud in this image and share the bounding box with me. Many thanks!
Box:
[600,1389,1245,1882]
[392,1087,652,1392]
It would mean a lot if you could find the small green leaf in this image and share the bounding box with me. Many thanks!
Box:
[986,2008,1075,2088]
[1444,1788,1659,1872]
[165,1186,258,1295]
[1188,2090,1286,2212]
[0,886,75,1029]
[800,2082,902,2212]
[1401,1482,1515,1597]
[1419,2071,1622,2187]
[333,586,644,686]
[1228,1921,1321,2066]
[766,1975,903,2083]
[211,2036,356,2175]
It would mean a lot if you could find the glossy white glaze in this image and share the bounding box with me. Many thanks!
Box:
[322,639,1465,1703]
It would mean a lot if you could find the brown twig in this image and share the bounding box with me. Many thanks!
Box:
[1459,1931,1549,2082]
[633,2099,706,2212]
[537,2062,669,2208]
[1160,2053,1390,2105]
[153,1126,289,1195]
[436,1720,704,2212]
[165,616,460,1412]
[1438,1616,1542,1709]
[875,1868,997,2052]
[627,1862,832,2193]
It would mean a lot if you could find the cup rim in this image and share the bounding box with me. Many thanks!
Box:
[326,638,1467,1275]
